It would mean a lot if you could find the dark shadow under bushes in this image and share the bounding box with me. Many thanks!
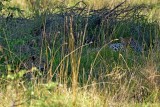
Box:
[1,1,159,49]
[30,1,160,48]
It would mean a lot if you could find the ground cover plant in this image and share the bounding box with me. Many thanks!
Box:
[0,0,160,106]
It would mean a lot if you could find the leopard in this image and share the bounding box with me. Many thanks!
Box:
[109,43,124,51]
[109,37,142,52]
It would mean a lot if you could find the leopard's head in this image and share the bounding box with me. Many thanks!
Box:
[120,37,142,52]
[120,37,133,47]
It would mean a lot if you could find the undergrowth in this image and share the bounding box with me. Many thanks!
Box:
[0,0,160,107]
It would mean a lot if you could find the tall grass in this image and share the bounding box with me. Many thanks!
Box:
[0,0,160,107]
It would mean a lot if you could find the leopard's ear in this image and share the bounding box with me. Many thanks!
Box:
[129,37,134,43]
[128,37,132,42]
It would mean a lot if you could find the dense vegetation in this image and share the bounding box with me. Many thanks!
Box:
[0,0,160,106]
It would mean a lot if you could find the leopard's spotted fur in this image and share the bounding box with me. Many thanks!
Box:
[109,43,124,51]
[109,37,142,52]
